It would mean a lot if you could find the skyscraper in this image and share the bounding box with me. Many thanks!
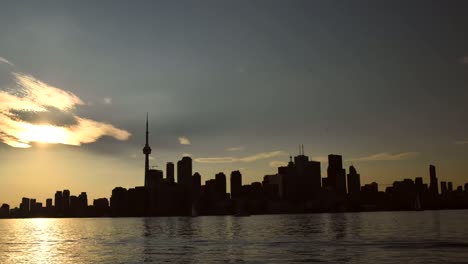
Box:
[63,189,70,216]
[177,156,192,186]
[215,172,227,200]
[143,113,152,188]
[55,191,63,216]
[429,165,438,195]
[327,154,347,195]
[166,162,175,183]
[347,165,361,196]
[230,170,242,200]
[448,182,453,192]
[441,181,447,194]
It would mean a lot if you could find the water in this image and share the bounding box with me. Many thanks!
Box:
[0,210,467,263]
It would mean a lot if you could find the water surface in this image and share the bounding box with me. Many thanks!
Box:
[0,210,467,263]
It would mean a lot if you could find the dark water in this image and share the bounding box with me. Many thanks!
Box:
[0,210,467,263]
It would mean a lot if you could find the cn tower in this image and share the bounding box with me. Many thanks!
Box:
[143,113,152,187]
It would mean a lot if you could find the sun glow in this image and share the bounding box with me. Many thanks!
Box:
[0,72,131,148]
[17,124,70,146]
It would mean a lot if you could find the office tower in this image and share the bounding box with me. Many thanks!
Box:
[0,204,9,218]
[30,199,37,215]
[429,165,438,195]
[230,170,242,200]
[441,181,447,195]
[79,192,88,207]
[215,172,227,199]
[63,190,70,216]
[448,182,453,192]
[192,172,202,199]
[46,199,53,208]
[166,162,175,183]
[146,169,163,189]
[177,156,192,186]
[110,187,129,216]
[143,113,152,187]
[347,165,361,196]
[327,154,347,195]
[20,197,30,216]
[307,160,322,193]
[70,196,79,216]
[55,191,63,215]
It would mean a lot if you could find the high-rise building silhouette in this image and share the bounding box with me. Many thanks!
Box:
[20,197,30,216]
[347,165,361,196]
[230,170,242,200]
[327,154,347,195]
[177,156,192,186]
[55,191,63,216]
[166,162,175,183]
[441,181,447,194]
[192,172,202,199]
[46,198,53,208]
[429,165,438,195]
[215,172,227,199]
[448,182,453,192]
[63,189,70,216]
[143,113,152,188]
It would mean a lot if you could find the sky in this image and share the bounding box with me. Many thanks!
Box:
[1,1,468,206]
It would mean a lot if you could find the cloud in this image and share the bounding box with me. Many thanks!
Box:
[455,140,468,145]
[348,152,419,162]
[225,146,245,152]
[312,156,328,163]
[0,71,130,148]
[0,57,13,66]
[269,160,287,168]
[104,97,112,104]
[195,150,286,164]
[178,137,191,145]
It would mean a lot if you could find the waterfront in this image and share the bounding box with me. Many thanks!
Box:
[0,210,467,263]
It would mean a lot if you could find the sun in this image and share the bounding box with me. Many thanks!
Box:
[17,124,69,145]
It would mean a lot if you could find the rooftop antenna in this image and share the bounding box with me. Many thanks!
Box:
[302,144,304,155]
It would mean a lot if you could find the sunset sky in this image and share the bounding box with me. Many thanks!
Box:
[1,1,468,206]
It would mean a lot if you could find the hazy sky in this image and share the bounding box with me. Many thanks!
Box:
[1,1,468,206]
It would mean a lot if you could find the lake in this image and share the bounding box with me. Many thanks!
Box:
[0,210,467,263]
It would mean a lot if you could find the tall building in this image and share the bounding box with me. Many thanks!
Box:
[448,182,453,192]
[63,190,70,216]
[20,197,30,216]
[230,170,242,200]
[177,156,192,186]
[215,172,227,200]
[327,154,347,195]
[429,165,438,195]
[55,191,63,215]
[441,181,447,195]
[166,162,175,183]
[347,165,361,196]
[46,199,53,209]
[192,172,202,199]
[143,113,152,187]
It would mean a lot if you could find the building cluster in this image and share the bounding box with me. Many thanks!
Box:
[1,119,468,218]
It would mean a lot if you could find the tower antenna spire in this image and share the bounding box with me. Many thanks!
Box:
[146,112,149,145]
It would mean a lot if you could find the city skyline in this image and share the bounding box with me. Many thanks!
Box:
[1,1,468,205]
[1,116,467,217]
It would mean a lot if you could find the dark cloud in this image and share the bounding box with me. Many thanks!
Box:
[9,106,78,127]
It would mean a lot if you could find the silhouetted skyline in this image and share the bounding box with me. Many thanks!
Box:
[1,1,468,206]
[1,118,467,218]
